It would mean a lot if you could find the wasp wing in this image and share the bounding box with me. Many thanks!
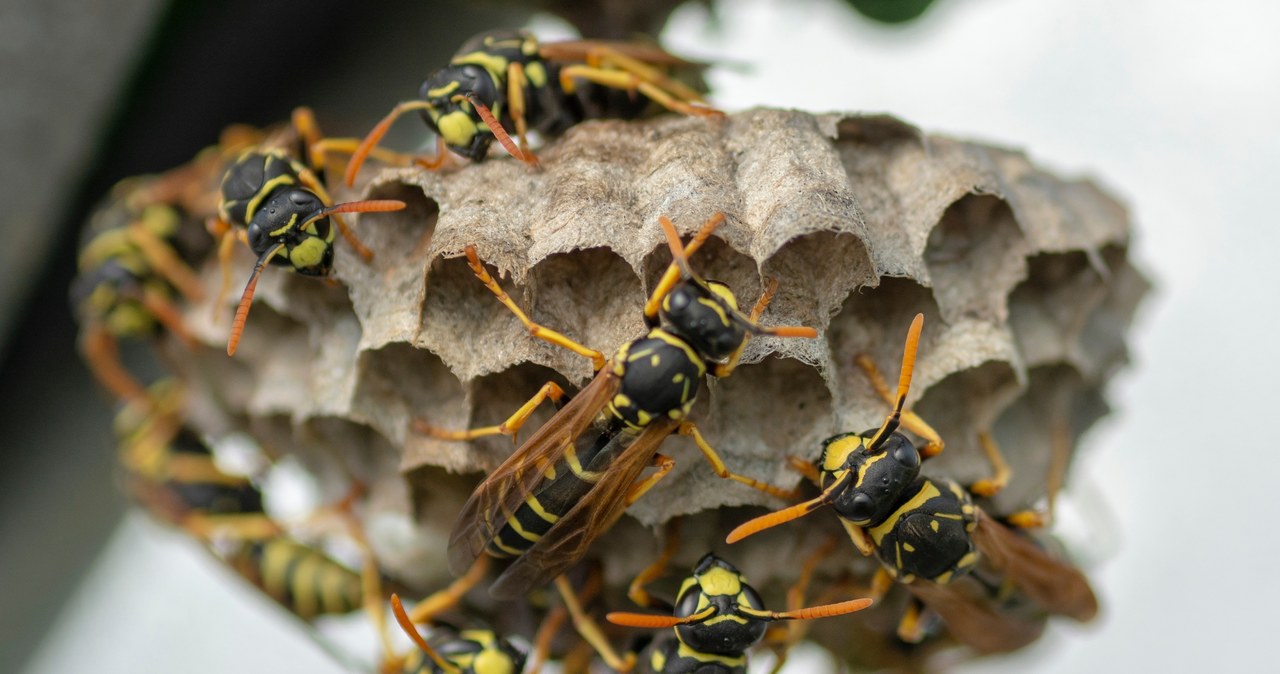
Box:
[906,578,1048,654]
[446,369,621,576]
[487,417,680,600]
[971,509,1099,622]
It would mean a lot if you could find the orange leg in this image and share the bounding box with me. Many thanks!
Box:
[412,381,566,444]
[679,422,799,500]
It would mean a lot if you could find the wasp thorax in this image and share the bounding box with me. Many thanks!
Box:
[662,280,747,362]
[830,432,921,526]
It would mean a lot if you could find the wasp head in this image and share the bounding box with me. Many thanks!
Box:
[245,188,333,276]
[821,431,921,527]
[662,279,749,362]
[671,553,768,656]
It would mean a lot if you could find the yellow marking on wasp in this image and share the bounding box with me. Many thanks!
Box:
[426,80,461,98]
[674,641,746,667]
[650,354,662,367]
[698,566,742,597]
[852,451,889,490]
[319,561,354,613]
[930,520,940,532]
[695,296,732,329]
[244,173,296,223]
[473,648,516,674]
[524,61,547,87]
[490,536,526,557]
[506,512,545,543]
[437,110,481,147]
[707,281,740,311]
[822,436,861,473]
[290,547,324,618]
[903,542,916,552]
[454,50,510,84]
[704,614,750,626]
[869,481,943,545]
[524,494,561,525]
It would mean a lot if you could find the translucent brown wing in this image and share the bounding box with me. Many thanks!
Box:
[970,509,1099,622]
[488,417,680,600]
[446,368,621,577]
[906,577,1048,654]
[538,39,707,69]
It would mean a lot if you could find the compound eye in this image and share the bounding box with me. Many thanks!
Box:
[848,491,876,522]
[891,437,921,468]
[673,585,702,619]
[288,190,321,212]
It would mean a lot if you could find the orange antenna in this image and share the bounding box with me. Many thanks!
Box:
[226,243,283,356]
[390,594,461,674]
[607,605,716,629]
[863,313,924,454]
[740,597,873,621]
[725,471,853,544]
[463,94,534,166]
[298,199,406,230]
[644,213,725,321]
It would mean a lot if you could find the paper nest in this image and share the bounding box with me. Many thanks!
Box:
[181,109,1147,661]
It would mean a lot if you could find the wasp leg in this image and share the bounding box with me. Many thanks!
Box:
[970,431,1013,498]
[412,381,566,444]
[310,137,417,174]
[412,137,453,171]
[896,596,929,644]
[126,223,204,302]
[766,535,839,674]
[81,325,150,406]
[291,107,325,167]
[345,100,441,186]
[464,245,607,371]
[558,63,721,119]
[628,519,681,611]
[624,453,677,506]
[839,518,877,557]
[786,455,823,486]
[134,286,196,350]
[554,575,636,673]
[294,167,375,262]
[565,46,718,112]
[181,513,282,543]
[679,422,799,500]
[854,353,945,458]
[407,555,490,624]
[526,603,569,674]
[505,61,540,167]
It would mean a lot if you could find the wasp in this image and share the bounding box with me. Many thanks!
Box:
[726,314,1098,653]
[416,212,816,600]
[211,107,407,355]
[115,383,398,658]
[343,28,720,182]
[71,126,259,406]
[606,553,872,673]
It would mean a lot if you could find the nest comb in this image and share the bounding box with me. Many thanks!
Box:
[179,108,1148,669]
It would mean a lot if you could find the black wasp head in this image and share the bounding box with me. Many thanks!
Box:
[245,188,332,276]
[662,280,749,362]
[826,431,922,527]
[673,553,768,656]
[431,626,526,674]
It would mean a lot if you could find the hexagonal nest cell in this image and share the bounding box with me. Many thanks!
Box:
[185,109,1149,670]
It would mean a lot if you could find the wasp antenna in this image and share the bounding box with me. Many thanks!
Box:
[725,473,849,543]
[761,597,875,621]
[606,605,715,629]
[345,101,434,187]
[463,94,530,165]
[864,313,924,453]
[227,243,283,356]
[390,595,462,674]
[299,199,406,230]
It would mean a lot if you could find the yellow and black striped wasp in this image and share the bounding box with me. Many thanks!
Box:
[114,382,399,655]
[606,553,872,674]
[726,314,1098,654]
[71,128,260,406]
[343,28,719,182]
[416,212,816,600]
[210,107,407,355]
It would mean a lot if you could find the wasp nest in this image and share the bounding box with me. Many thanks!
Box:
[180,108,1146,669]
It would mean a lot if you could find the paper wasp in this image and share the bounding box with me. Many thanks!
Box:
[415,212,816,600]
[726,314,1098,653]
[211,107,407,355]
[114,383,398,656]
[343,28,720,182]
[71,126,261,406]
[606,553,872,673]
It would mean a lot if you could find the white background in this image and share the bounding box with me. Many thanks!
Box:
[26,0,1279,671]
